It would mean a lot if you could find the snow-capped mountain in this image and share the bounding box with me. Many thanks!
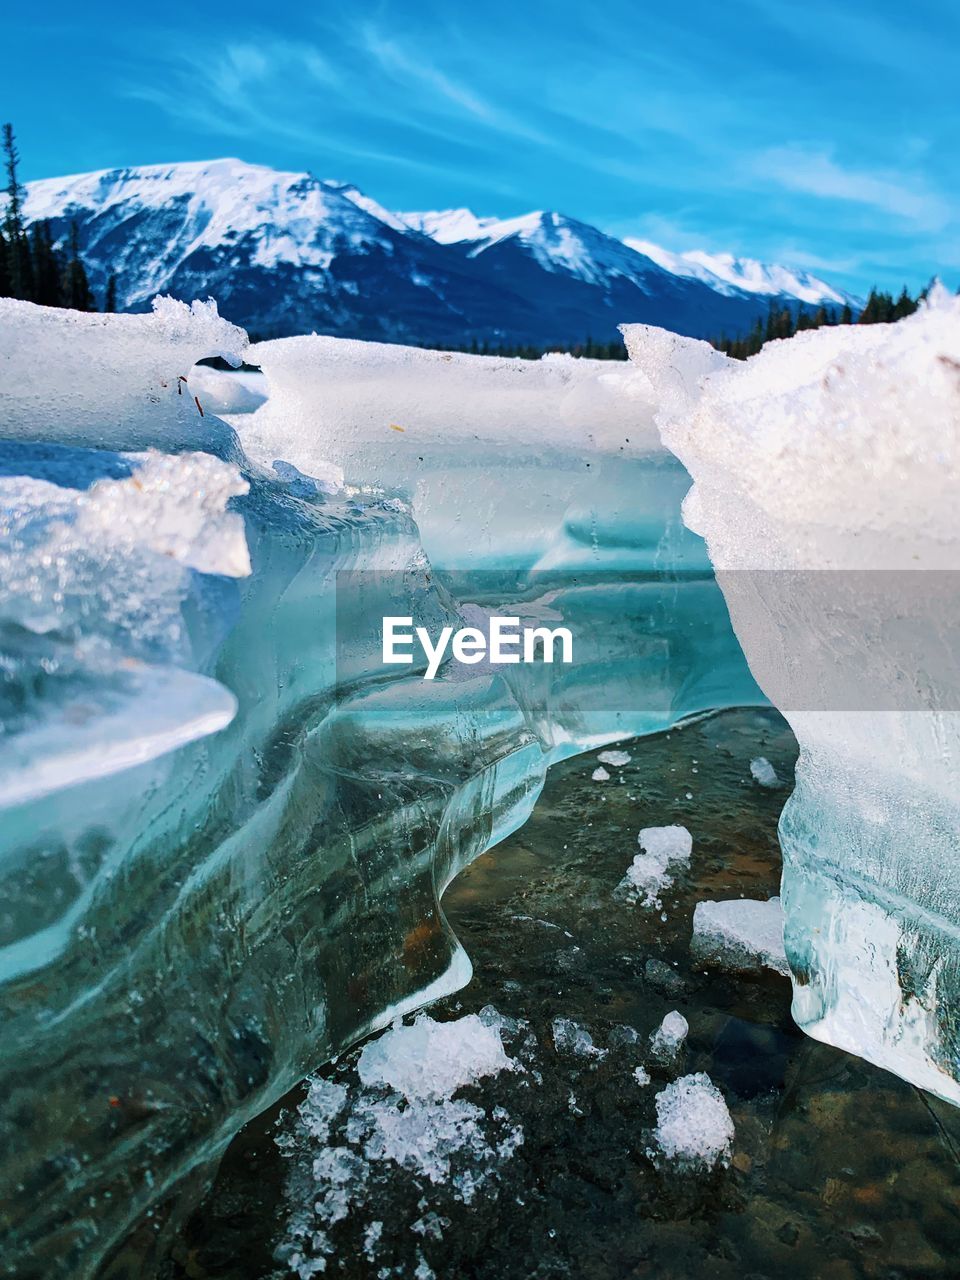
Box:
[18,159,857,345]
[402,208,668,289]
[622,238,847,307]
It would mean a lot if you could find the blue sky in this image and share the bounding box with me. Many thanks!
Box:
[8,0,958,293]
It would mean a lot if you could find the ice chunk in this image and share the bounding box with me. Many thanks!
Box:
[297,1078,350,1144]
[649,1010,689,1060]
[190,364,268,415]
[412,1210,449,1240]
[597,749,631,767]
[551,1017,607,1060]
[630,293,960,1104]
[0,451,249,810]
[592,766,610,782]
[415,1253,436,1280]
[245,334,661,490]
[243,333,709,574]
[310,1146,368,1225]
[357,1013,513,1101]
[691,897,789,977]
[274,1012,523,1273]
[358,1094,491,1187]
[362,1221,383,1259]
[608,1024,639,1047]
[0,295,246,454]
[653,1072,734,1168]
[749,756,779,788]
[618,825,692,909]
[633,1065,651,1086]
[637,825,692,859]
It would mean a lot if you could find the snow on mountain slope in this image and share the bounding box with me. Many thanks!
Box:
[403,208,664,290]
[406,204,855,308]
[23,159,399,305]
[19,159,532,344]
[399,208,500,244]
[623,237,851,306]
[17,160,856,344]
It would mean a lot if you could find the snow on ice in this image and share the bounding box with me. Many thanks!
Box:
[652,1073,734,1169]
[691,897,789,977]
[618,825,693,910]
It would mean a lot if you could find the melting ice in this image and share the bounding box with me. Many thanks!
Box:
[0,297,759,1277]
[624,288,960,1105]
[3,284,959,1276]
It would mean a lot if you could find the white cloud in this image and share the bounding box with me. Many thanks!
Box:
[758,147,952,231]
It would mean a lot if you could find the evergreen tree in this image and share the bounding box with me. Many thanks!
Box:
[2,122,33,300]
[104,272,118,312]
[858,288,879,323]
[0,228,10,296]
[762,304,788,341]
[63,221,93,311]
[0,125,99,310]
[708,280,926,360]
[892,286,917,321]
[859,287,899,324]
[30,221,62,305]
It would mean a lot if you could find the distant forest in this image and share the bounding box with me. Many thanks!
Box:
[707,285,928,361]
[0,125,107,311]
[443,286,931,362]
[0,122,934,360]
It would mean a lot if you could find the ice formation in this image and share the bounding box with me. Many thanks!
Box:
[0,300,762,1276]
[624,290,960,1105]
[357,1012,514,1100]
[649,1010,689,1060]
[189,363,269,416]
[8,280,959,1271]
[552,1017,608,1060]
[618,824,693,909]
[691,897,789,977]
[749,756,779,788]
[276,1013,522,1274]
[652,1073,734,1168]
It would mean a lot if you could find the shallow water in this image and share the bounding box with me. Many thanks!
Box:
[157,708,960,1280]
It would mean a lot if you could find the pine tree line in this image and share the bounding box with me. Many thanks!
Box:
[446,283,933,363]
[437,335,628,361]
[0,123,115,311]
[710,285,927,361]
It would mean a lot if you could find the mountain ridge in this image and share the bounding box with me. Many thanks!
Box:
[16,158,859,345]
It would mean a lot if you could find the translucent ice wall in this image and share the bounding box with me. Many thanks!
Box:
[0,303,759,1277]
[243,332,761,750]
[624,292,960,1104]
[243,333,708,572]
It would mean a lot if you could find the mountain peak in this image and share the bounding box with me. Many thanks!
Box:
[623,237,853,307]
[14,158,857,344]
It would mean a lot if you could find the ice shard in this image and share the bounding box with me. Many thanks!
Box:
[0,299,759,1276]
[625,290,960,1104]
